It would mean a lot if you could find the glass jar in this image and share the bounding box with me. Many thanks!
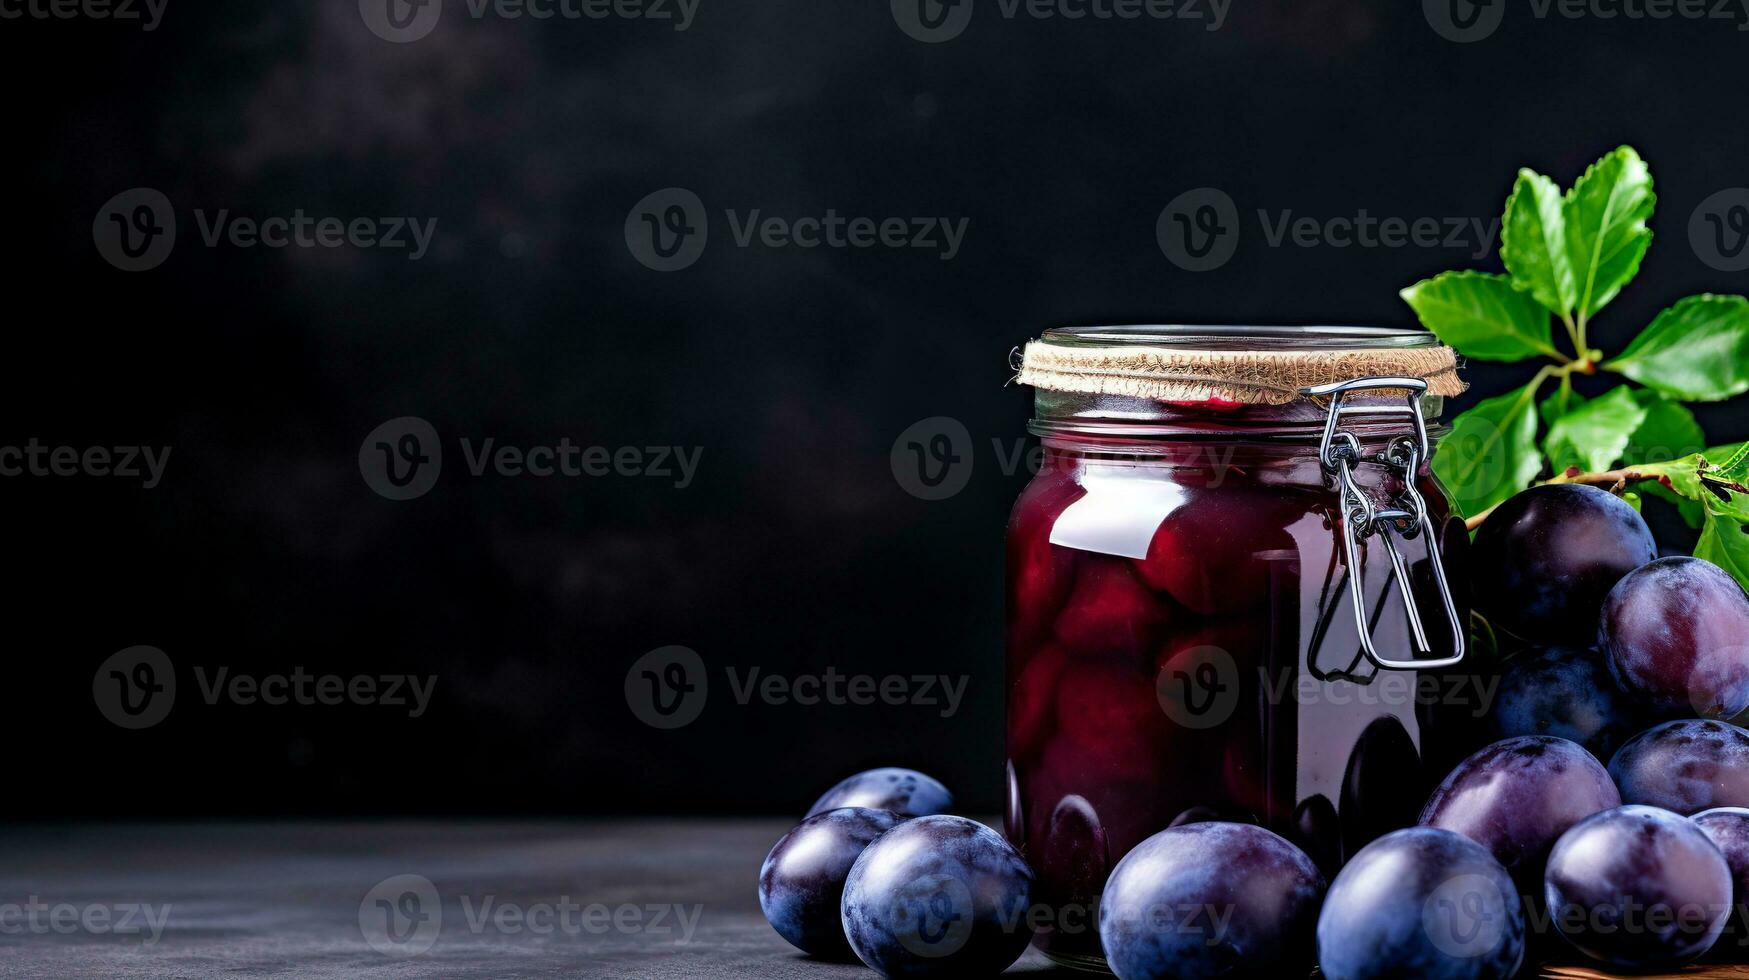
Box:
[1004,325,1477,971]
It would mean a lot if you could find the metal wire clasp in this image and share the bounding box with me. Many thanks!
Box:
[1302,377,1465,671]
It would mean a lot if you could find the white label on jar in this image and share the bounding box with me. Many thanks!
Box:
[1049,470,1185,559]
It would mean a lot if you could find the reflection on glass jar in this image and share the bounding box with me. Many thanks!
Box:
[1004,326,1477,971]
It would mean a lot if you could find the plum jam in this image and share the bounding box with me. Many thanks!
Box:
[1006,326,1475,970]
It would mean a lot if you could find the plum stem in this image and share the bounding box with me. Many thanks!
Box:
[1462,465,1749,528]
[1463,467,1647,530]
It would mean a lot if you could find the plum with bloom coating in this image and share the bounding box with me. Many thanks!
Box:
[1419,736,1619,888]
[1601,557,1749,719]
[1490,646,1645,759]
[1317,827,1524,980]
[1471,484,1654,646]
[840,815,1034,977]
[805,768,952,819]
[758,807,902,958]
[1098,822,1325,979]
[1609,719,1749,815]
[1544,805,1731,969]
[1693,807,1749,953]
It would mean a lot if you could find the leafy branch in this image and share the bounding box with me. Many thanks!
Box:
[1400,146,1749,589]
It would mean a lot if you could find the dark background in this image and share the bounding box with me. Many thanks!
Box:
[8,0,1749,818]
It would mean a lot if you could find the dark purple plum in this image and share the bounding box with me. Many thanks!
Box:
[1131,485,1300,616]
[840,815,1034,977]
[1544,805,1731,969]
[1693,807,1749,956]
[1491,646,1645,759]
[1317,827,1524,980]
[1419,736,1620,888]
[1602,557,1749,718]
[1609,719,1749,815]
[806,768,953,820]
[1098,822,1325,979]
[1471,484,1655,646]
[1052,556,1172,658]
[759,807,903,958]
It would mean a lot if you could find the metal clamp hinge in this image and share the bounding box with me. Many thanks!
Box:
[1302,377,1465,671]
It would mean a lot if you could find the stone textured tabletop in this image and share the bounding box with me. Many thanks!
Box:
[0,820,1067,979]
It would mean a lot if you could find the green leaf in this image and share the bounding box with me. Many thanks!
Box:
[1400,272,1557,362]
[1637,477,1705,528]
[1545,386,1648,473]
[1501,169,1579,316]
[1539,381,1584,431]
[1637,453,1709,500]
[1433,381,1545,517]
[1696,501,1749,594]
[1623,492,1643,512]
[1624,389,1706,467]
[1628,446,1746,529]
[1563,146,1655,320]
[1609,295,1749,401]
[1715,443,1749,485]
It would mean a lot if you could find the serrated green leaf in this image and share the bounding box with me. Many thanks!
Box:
[1433,381,1544,517]
[1715,443,1749,485]
[1624,389,1706,467]
[1400,271,1557,362]
[1609,295,1749,401]
[1564,146,1655,320]
[1501,169,1579,316]
[1545,386,1648,473]
[1629,448,1748,530]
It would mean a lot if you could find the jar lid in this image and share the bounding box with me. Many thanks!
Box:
[1016,325,1464,406]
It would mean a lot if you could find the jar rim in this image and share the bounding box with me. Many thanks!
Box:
[1040,324,1439,350]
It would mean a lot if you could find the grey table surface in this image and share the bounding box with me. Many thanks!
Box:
[0,820,1075,979]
